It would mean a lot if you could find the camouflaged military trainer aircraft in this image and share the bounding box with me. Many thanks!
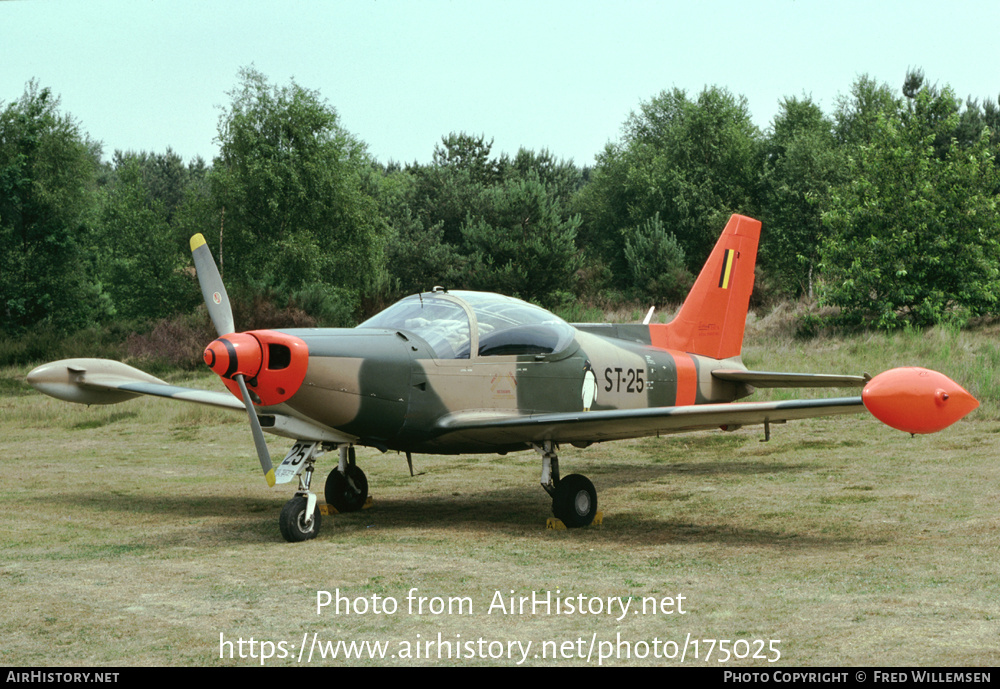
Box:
[28,215,979,541]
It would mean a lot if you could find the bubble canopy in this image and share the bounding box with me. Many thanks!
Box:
[358,291,576,359]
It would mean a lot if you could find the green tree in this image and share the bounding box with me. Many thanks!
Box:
[432,132,504,186]
[503,147,583,206]
[0,82,106,333]
[819,78,1000,328]
[383,136,584,307]
[407,133,503,247]
[759,96,846,298]
[578,86,763,291]
[209,67,387,324]
[94,158,197,321]
[833,74,902,148]
[377,164,464,301]
[622,212,693,303]
[110,148,192,221]
[461,175,581,307]
[169,155,217,252]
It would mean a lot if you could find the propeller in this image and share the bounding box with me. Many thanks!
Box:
[190,233,275,487]
[190,233,234,336]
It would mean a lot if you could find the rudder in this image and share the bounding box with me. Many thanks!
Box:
[649,214,761,359]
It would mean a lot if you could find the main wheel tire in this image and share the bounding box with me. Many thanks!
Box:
[325,465,369,513]
[279,496,322,542]
[551,473,597,528]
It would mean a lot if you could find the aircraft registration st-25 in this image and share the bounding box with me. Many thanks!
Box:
[28,215,979,541]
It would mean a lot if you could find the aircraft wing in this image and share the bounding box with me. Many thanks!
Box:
[432,397,866,447]
[28,358,358,444]
[27,358,246,410]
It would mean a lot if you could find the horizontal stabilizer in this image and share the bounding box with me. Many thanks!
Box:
[712,370,870,388]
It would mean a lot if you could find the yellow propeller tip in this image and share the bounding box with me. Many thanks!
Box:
[265,469,276,488]
[189,233,207,252]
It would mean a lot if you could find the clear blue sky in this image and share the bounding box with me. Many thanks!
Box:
[3,0,999,166]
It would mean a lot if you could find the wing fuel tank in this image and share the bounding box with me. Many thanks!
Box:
[862,367,978,434]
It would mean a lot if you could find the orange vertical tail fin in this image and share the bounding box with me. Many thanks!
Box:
[649,214,761,359]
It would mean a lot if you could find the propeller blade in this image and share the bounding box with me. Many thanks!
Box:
[190,233,235,337]
[190,234,273,487]
[235,373,275,487]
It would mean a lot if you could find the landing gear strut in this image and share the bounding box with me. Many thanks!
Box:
[534,441,598,528]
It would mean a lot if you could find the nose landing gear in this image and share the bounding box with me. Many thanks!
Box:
[279,446,321,542]
[277,442,368,542]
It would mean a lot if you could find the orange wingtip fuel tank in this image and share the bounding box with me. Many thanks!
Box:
[204,330,308,406]
[862,367,978,434]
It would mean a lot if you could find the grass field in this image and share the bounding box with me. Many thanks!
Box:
[1,322,998,666]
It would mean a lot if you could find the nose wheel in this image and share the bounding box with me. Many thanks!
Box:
[279,450,321,542]
[279,495,322,542]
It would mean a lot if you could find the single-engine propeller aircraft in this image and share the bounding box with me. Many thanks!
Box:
[28,215,979,541]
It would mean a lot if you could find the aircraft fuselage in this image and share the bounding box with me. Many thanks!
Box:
[272,326,750,454]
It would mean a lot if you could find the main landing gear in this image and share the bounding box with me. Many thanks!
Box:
[278,443,368,543]
[325,445,369,513]
[534,441,598,528]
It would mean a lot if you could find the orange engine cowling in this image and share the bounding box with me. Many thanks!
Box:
[203,330,308,406]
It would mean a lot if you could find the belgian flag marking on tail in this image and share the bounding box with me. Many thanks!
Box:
[718,249,736,289]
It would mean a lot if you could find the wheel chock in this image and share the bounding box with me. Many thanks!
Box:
[320,496,374,515]
[546,511,603,529]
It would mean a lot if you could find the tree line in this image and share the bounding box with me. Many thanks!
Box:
[2,66,999,354]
